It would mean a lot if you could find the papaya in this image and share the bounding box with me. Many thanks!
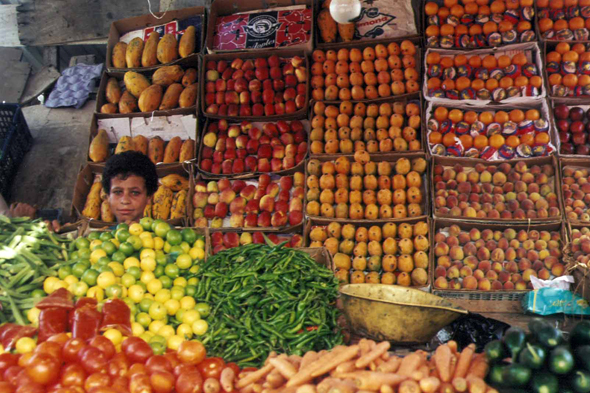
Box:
[157,33,178,64]
[132,135,149,155]
[160,173,188,191]
[179,26,196,58]
[179,83,198,108]
[119,91,138,114]
[143,199,153,218]
[179,138,195,162]
[181,68,197,87]
[112,42,127,68]
[318,9,337,43]
[152,65,184,86]
[115,136,134,154]
[338,23,355,42]
[101,200,115,222]
[152,185,173,220]
[126,37,144,68]
[82,182,102,220]
[123,71,151,98]
[89,129,109,162]
[138,84,163,112]
[105,77,122,104]
[100,103,118,114]
[141,31,159,68]
[163,136,182,163]
[170,190,187,219]
[148,136,165,164]
[159,83,183,110]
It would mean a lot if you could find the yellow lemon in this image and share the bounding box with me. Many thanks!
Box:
[167,335,184,350]
[140,249,156,260]
[103,329,123,345]
[129,223,144,236]
[90,249,107,264]
[154,237,164,250]
[86,286,104,301]
[179,296,195,310]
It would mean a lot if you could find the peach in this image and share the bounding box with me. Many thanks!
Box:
[473,269,485,280]
[551,263,565,277]
[462,276,478,290]
[460,266,473,278]
[434,277,449,289]
[518,258,532,272]
[435,242,450,256]
[538,268,551,280]
[486,270,498,281]
[491,280,503,290]
[478,261,491,273]
[522,268,537,282]
[492,262,503,273]
[477,247,491,260]
[464,256,479,270]
[435,266,447,278]
[463,243,477,256]
[449,246,464,261]
[437,256,452,268]
[490,248,505,263]
[498,271,510,283]
[478,279,491,291]
[447,266,460,279]
[503,281,515,290]
[515,280,527,290]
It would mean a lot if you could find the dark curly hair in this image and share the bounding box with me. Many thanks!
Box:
[102,151,158,196]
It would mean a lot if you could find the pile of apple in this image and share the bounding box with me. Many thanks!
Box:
[309,100,422,155]
[306,151,427,220]
[554,104,590,155]
[308,221,429,287]
[192,173,304,228]
[210,231,302,255]
[562,166,590,222]
[433,225,564,291]
[434,161,561,219]
[199,119,308,175]
[204,55,307,117]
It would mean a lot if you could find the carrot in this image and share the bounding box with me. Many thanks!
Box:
[359,339,374,356]
[327,382,356,393]
[264,352,278,365]
[335,360,357,374]
[345,371,405,391]
[355,341,391,368]
[310,345,360,378]
[398,379,420,393]
[220,367,236,392]
[466,376,486,393]
[447,341,458,355]
[434,345,453,382]
[288,349,345,387]
[449,355,457,382]
[380,385,394,393]
[485,388,498,393]
[439,382,456,393]
[398,353,424,377]
[382,352,390,360]
[296,384,316,393]
[236,364,274,389]
[266,370,285,388]
[289,355,303,369]
[466,354,489,379]
[419,376,441,393]
[452,377,467,392]
[377,356,401,373]
[317,378,340,393]
[301,351,320,370]
[252,384,263,393]
[240,386,255,393]
[453,344,475,379]
[261,387,297,393]
[269,357,298,379]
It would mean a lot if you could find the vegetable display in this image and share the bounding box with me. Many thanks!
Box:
[194,242,342,367]
[210,231,302,255]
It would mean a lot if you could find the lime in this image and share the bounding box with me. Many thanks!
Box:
[116,222,129,231]
[58,266,72,280]
[195,303,211,318]
[170,245,184,254]
[150,341,166,355]
[176,254,192,269]
[116,229,131,243]
[149,302,167,320]
[154,222,171,238]
[71,282,89,297]
[140,217,154,232]
[121,273,136,288]
[179,242,190,254]
[31,289,46,299]
[151,219,164,231]
[154,265,165,278]
[154,289,171,304]
[126,235,143,251]
[166,230,182,246]
[111,251,126,263]
[97,256,111,267]
[165,264,180,279]
[122,297,135,309]
[101,241,116,255]
[119,242,135,257]
[156,252,168,266]
[81,269,99,286]
[136,312,151,328]
[99,232,114,242]
[75,237,90,250]
[97,265,114,274]
[181,228,197,245]
[160,275,172,289]
[170,286,184,301]
[78,248,91,260]
[127,266,142,280]
[87,232,100,241]
[71,262,90,279]
[105,284,123,299]
[185,285,197,297]
[139,298,154,313]
[70,251,80,260]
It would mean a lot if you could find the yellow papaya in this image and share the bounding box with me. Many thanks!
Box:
[89,129,109,162]
[115,136,134,154]
[138,84,163,112]
[157,33,178,64]
[160,173,188,192]
[82,182,102,219]
[126,37,144,68]
[101,200,115,222]
[106,77,122,104]
[119,91,138,114]
[178,83,198,108]
[152,185,173,220]
[159,83,183,110]
[148,136,165,164]
[142,32,159,68]
[112,42,128,68]
[181,68,197,87]
[132,135,148,155]
[318,9,337,43]
[170,190,187,219]
[163,136,182,163]
[152,65,184,87]
[100,103,118,114]
[124,71,151,98]
[179,138,195,162]
[178,26,196,58]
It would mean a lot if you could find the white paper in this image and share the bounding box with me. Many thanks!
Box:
[97,118,131,143]
[531,275,574,290]
[130,115,196,141]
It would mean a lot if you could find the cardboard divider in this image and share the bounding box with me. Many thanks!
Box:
[431,155,564,223]
[558,156,590,225]
[71,163,191,228]
[96,54,201,118]
[308,93,425,157]
[200,49,310,121]
[105,6,206,72]
[549,97,590,158]
[305,154,430,223]
[303,216,432,290]
[208,225,305,255]
[205,0,314,55]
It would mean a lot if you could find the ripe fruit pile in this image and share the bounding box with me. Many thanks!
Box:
[424,0,536,48]
[308,221,430,287]
[310,41,419,102]
[425,50,542,101]
[569,227,590,264]
[562,166,590,221]
[433,225,564,291]
[199,119,308,175]
[306,154,427,220]
[309,100,422,155]
[192,174,305,229]
[433,161,561,219]
[537,0,590,41]
[210,231,302,254]
[546,42,590,97]
[427,106,553,159]
[554,104,590,155]
[203,55,307,117]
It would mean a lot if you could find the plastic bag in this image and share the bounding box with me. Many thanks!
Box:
[432,313,509,351]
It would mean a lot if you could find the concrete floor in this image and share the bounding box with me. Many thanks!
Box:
[9,100,96,221]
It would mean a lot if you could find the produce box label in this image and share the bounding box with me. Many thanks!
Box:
[119,16,203,53]
[355,0,417,40]
[522,288,590,316]
[97,115,196,143]
[213,6,311,51]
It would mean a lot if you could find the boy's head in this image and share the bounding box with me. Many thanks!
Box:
[102,151,158,223]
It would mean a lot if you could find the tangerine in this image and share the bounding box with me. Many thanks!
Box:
[469,25,483,35]
[494,110,509,123]
[570,17,585,30]
[581,52,590,62]
[450,4,465,17]
[563,74,579,88]
[456,76,472,91]
[548,74,562,86]
[586,18,590,29]
[573,43,587,55]
[509,109,525,122]
[517,21,532,32]
[520,133,534,146]
[556,42,571,54]
[486,78,499,91]
[489,134,506,149]
[482,55,498,69]
[425,2,439,15]
[483,21,498,35]
[505,0,519,8]
[429,131,443,144]
[521,0,534,5]
[441,79,456,90]
[476,0,490,5]
[471,78,485,90]
[546,51,562,63]
[434,106,449,121]
[563,51,580,63]
[469,56,482,68]
[473,135,489,149]
[460,134,474,149]
[511,53,527,66]
[438,7,450,19]
[497,55,512,68]
[444,0,458,7]
[538,18,554,33]
[478,4,491,14]
[440,57,454,68]
[525,109,540,120]
[479,111,494,124]
[449,109,464,122]
[456,25,469,35]
[498,20,514,32]
[554,19,569,31]
[565,0,579,5]
[440,24,455,36]
[535,133,550,145]
[500,76,514,89]
[514,76,529,87]
[443,132,458,147]
[426,25,440,37]
[530,76,543,88]
[506,135,520,148]
[550,0,565,8]
[465,111,479,124]
[578,75,590,87]
[427,77,442,89]
[454,55,468,67]
[427,52,441,64]
[581,0,590,5]
[538,0,549,5]
[490,0,506,13]
[465,3,479,14]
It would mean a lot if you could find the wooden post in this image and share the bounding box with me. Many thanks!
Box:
[43,46,59,69]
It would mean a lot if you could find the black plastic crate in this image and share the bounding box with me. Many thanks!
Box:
[0,104,33,199]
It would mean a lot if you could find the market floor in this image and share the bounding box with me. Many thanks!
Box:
[9,101,96,220]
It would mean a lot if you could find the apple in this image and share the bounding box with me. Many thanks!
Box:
[571,121,585,133]
[268,55,280,68]
[245,156,257,172]
[283,156,296,169]
[206,70,219,81]
[249,79,262,91]
[559,131,571,143]
[264,104,275,116]
[206,60,216,70]
[244,213,257,227]
[211,163,221,174]
[245,198,259,213]
[206,82,216,93]
[271,211,288,227]
[258,144,273,159]
[554,104,570,120]
[255,58,268,68]
[239,105,252,117]
[295,94,306,109]
[255,67,269,81]
[252,104,264,116]
[291,56,304,68]
[242,59,255,70]
[232,69,244,80]
[215,91,225,105]
[231,58,244,69]
[270,67,282,80]
[556,119,570,133]
[283,88,297,101]
[273,80,285,91]
[221,68,233,81]
[232,159,245,173]
[283,63,294,75]
[257,211,272,227]
[262,90,275,105]
[285,75,298,87]
[295,67,307,83]
[236,148,248,159]
[288,211,303,226]
[271,158,283,172]
[215,79,227,91]
[285,101,297,113]
[213,151,223,163]
[200,159,212,172]
[275,102,285,115]
[214,202,228,218]
[244,70,256,81]
[221,160,232,174]
[239,91,251,105]
[570,106,585,121]
[258,158,271,172]
[251,91,262,103]
[280,134,294,146]
[248,127,261,140]
[205,92,215,106]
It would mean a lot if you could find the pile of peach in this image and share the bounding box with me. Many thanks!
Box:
[562,166,590,222]
[433,161,561,219]
[310,41,419,102]
[308,221,430,287]
[433,225,564,291]
[546,42,590,97]
[309,100,421,155]
[425,0,535,48]
[537,0,590,41]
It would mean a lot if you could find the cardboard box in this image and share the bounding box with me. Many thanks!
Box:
[200,48,310,121]
[105,6,206,72]
[208,226,304,255]
[71,163,190,228]
[205,0,314,55]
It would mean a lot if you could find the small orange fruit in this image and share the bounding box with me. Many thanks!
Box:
[517,21,532,32]
[581,52,590,62]
[506,0,519,9]
[578,75,590,87]
[498,20,514,32]
[456,25,469,36]
[465,3,479,14]
[494,110,509,123]
[506,135,520,148]
[535,133,550,145]
[425,2,439,15]
[427,77,442,89]
[443,132,458,147]
[456,76,472,91]
[478,4,491,14]
[440,24,455,36]
[563,51,579,63]
[486,78,499,91]
[546,51,562,63]
[573,43,587,55]
[497,55,512,68]
[483,21,498,35]
[444,0,458,7]
[454,55,468,67]
[440,57,454,69]
[471,78,485,90]
[489,134,506,149]
[521,0,533,5]
[438,7,450,19]
[449,109,464,123]
[538,0,549,5]
[460,134,473,150]
[520,133,534,146]
[482,55,498,69]
[427,52,441,65]
[511,53,527,66]
[450,4,465,17]
[525,109,540,121]
[550,0,565,8]
[469,24,483,36]
[554,19,569,31]
[548,73,562,86]
[570,17,585,30]
[556,42,571,54]
[441,79,456,91]
[509,109,525,123]
[530,76,543,88]
[434,106,449,121]
[538,18,554,33]
[426,25,440,37]
[465,111,479,124]
[563,74,579,88]
[514,76,529,87]
[500,76,514,89]
[479,111,494,124]
[429,131,443,144]
[565,0,579,5]
[473,135,489,149]
[469,56,482,68]
[490,0,506,13]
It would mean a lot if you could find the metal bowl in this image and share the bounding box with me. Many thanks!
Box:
[340,284,468,344]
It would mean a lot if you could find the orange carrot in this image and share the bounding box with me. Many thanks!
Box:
[380,385,394,393]
[398,353,424,377]
[264,352,278,365]
[356,342,391,368]
[398,379,421,393]
[485,388,499,393]
[439,382,456,393]
[220,367,236,392]
[466,354,489,379]
[349,371,405,391]
[327,381,356,393]
[236,364,274,389]
[269,357,297,379]
[447,341,458,355]
[300,351,319,370]
[265,370,285,388]
[335,360,357,374]
[317,378,341,393]
[310,345,360,377]
[382,352,390,361]
[453,344,476,379]
[296,385,316,393]
[449,355,457,382]
[466,376,486,393]
[452,377,467,392]
[359,339,374,356]
[419,376,441,393]
[252,384,263,393]
[377,356,401,373]
[434,345,453,382]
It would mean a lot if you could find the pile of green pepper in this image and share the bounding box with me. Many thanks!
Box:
[195,242,343,367]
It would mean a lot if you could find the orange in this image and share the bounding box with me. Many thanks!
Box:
[471,78,485,90]
[517,21,532,32]
[465,111,479,124]
[550,0,565,8]
[426,52,441,65]
[581,52,590,62]
[490,0,506,13]
[500,76,514,89]
[563,74,579,88]
[469,56,482,68]
[546,51,562,63]
[427,77,442,89]
[521,0,534,5]
[563,51,580,63]
[583,0,590,6]
[478,4,491,14]
[473,135,489,149]
[449,109,464,122]
[520,133,534,146]
[434,106,449,121]
[538,18,554,33]
[440,24,455,36]
[556,42,571,54]
[573,43,587,55]
[565,0,579,5]
[498,20,514,32]
[479,111,494,124]
[514,76,529,87]
[525,109,540,121]
[429,131,443,144]
[443,132,458,147]
[549,73,562,86]
[456,25,469,36]
[506,0,520,9]
[535,132,550,145]
[477,0,490,5]
[506,135,520,148]
[554,19,569,31]
[444,0,458,7]
[509,109,525,123]
[578,75,590,87]
[538,0,549,5]
[460,134,473,150]
[511,53,527,66]
[454,55,468,67]
[425,2,439,15]
[570,17,585,30]
[486,78,499,90]
[456,76,472,91]
[530,76,543,88]
[497,55,512,68]
[441,79,456,90]
[438,7,450,19]
[483,21,498,35]
[482,55,498,69]
[586,18,590,30]
[489,134,506,149]
[440,57,454,69]
[465,3,479,14]
[450,4,465,17]
[494,110,509,123]
[426,25,440,37]
[469,24,483,36]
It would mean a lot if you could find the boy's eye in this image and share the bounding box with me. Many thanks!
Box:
[132,191,140,196]
[113,190,122,195]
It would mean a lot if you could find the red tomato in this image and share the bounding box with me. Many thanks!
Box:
[129,373,152,393]
[25,353,60,385]
[108,352,130,378]
[173,364,198,378]
[15,369,35,386]
[47,333,70,347]
[53,387,85,393]
[175,371,204,393]
[177,342,207,366]
[225,363,241,376]
[3,366,23,386]
[150,371,175,393]
[123,338,153,364]
[15,383,44,393]
[163,352,179,370]
[84,373,111,391]
[17,353,33,368]
[111,376,129,390]
[0,381,13,393]
[197,358,225,380]
[89,336,115,360]
[60,363,86,387]
[146,355,172,374]
[0,354,18,375]
[128,363,148,377]
[79,347,108,375]
[88,388,119,393]
[62,338,87,363]
[35,341,63,363]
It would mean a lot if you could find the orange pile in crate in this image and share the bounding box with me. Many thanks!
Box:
[537,0,590,41]
[546,42,590,97]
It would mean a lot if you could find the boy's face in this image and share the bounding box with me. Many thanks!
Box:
[108,174,151,224]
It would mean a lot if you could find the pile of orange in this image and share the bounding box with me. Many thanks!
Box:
[546,42,590,97]
[537,0,590,41]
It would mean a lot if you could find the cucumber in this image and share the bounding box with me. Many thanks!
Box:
[487,364,506,387]
[518,342,546,369]
[503,326,527,360]
[549,346,575,375]
[572,321,590,348]
[485,340,506,363]
[573,370,590,393]
[576,345,590,372]
[501,363,531,387]
[529,373,559,393]
[536,324,564,349]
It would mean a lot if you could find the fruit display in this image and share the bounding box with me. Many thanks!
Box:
[569,226,590,263]
[316,0,356,44]
[99,66,198,114]
[202,54,308,118]
[426,105,554,159]
[191,173,305,229]
[306,153,428,220]
[424,0,536,48]
[433,223,564,291]
[554,104,590,155]
[309,99,422,156]
[546,42,590,97]
[433,160,561,220]
[89,130,195,164]
[199,119,308,175]
[562,165,590,222]
[210,231,303,254]
[307,220,430,287]
[424,45,543,101]
[310,41,420,102]
[537,0,590,41]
